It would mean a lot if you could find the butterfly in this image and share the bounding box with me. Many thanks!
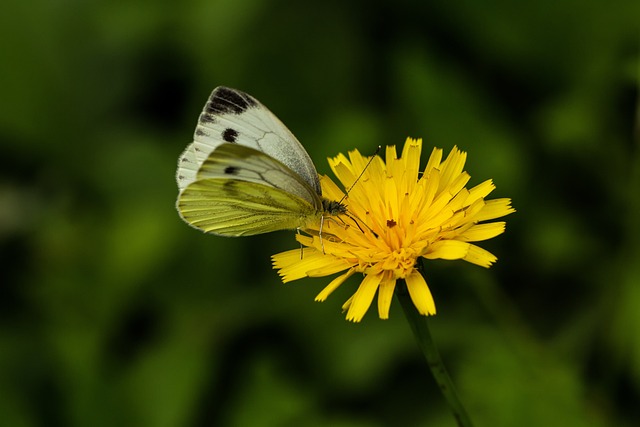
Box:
[176,86,347,237]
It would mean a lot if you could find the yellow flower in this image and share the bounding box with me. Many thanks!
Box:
[272,138,515,322]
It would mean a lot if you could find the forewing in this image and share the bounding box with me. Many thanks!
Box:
[176,86,321,193]
[177,179,319,236]
[176,143,198,189]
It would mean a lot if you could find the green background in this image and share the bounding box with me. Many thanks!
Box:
[1,0,638,426]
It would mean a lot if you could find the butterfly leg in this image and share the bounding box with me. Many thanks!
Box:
[319,215,326,254]
[346,213,378,237]
[296,227,304,259]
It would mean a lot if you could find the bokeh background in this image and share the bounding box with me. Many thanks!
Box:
[1,0,639,426]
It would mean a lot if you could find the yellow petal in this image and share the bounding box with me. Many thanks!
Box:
[336,163,360,190]
[272,249,348,282]
[463,244,498,267]
[319,175,346,201]
[459,222,506,242]
[306,258,353,277]
[377,279,397,319]
[315,269,354,301]
[423,147,443,178]
[348,148,370,172]
[346,273,383,322]
[401,138,422,190]
[341,294,354,312]
[424,240,470,260]
[405,272,436,315]
[475,198,515,222]
[438,146,467,192]
[448,172,471,198]
[468,179,496,201]
[328,152,351,176]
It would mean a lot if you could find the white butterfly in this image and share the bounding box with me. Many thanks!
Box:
[176,86,347,236]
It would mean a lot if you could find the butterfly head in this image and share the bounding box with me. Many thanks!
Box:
[321,198,348,216]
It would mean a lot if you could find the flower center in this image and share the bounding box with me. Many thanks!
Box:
[379,247,418,279]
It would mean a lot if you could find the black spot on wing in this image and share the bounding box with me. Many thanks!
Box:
[222,128,239,143]
[199,113,216,124]
[195,128,209,137]
[206,87,258,115]
[224,166,240,175]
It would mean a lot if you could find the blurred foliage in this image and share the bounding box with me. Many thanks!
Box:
[1,0,639,426]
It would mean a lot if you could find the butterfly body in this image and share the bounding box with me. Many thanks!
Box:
[176,87,346,236]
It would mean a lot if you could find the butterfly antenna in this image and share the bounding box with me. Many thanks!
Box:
[334,146,381,238]
[338,145,381,205]
[347,213,378,237]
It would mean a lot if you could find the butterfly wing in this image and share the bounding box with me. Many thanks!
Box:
[194,143,322,204]
[177,87,321,195]
[178,180,320,236]
[177,144,323,236]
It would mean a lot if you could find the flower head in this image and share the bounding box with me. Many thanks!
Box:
[272,138,515,322]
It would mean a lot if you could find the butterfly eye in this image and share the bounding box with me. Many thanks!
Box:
[222,128,239,143]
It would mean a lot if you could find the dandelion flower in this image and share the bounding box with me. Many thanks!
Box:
[272,138,515,322]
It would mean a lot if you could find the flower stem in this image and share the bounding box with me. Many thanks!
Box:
[396,280,474,427]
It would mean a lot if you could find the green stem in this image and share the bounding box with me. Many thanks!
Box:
[396,280,474,427]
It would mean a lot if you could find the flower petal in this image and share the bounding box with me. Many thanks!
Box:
[319,175,346,201]
[405,272,436,315]
[423,147,443,178]
[377,279,397,319]
[346,273,383,322]
[463,244,498,267]
[423,240,470,260]
[459,222,506,242]
[315,269,355,301]
[474,198,516,222]
[468,179,496,201]
[272,249,350,282]
[438,146,467,192]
